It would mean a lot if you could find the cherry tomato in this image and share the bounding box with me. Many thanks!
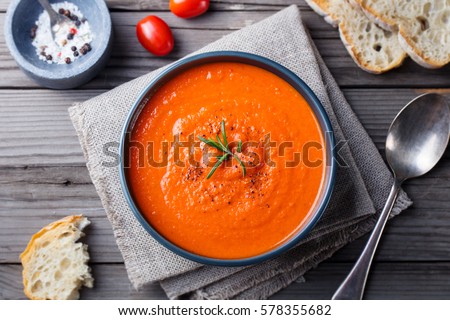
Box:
[169,0,210,19]
[136,16,174,56]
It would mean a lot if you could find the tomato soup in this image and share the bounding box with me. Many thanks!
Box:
[127,62,326,259]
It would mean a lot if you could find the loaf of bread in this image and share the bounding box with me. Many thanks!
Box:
[351,0,450,68]
[20,215,94,300]
[305,0,406,73]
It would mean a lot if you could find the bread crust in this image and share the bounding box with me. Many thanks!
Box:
[304,0,340,27]
[397,28,444,69]
[351,0,398,31]
[305,0,406,73]
[20,215,92,300]
[338,24,406,74]
[351,0,450,68]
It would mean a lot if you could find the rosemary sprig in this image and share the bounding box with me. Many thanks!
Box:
[221,120,229,149]
[207,154,228,179]
[198,120,246,179]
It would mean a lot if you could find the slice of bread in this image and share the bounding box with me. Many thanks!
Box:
[352,0,450,68]
[304,0,341,27]
[305,0,406,73]
[397,1,450,68]
[20,215,93,300]
[350,0,398,31]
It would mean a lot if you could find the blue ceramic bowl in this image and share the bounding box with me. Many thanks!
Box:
[4,0,113,89]
[120,51,336,266]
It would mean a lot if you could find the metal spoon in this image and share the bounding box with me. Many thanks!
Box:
[332,93,450,300]
[37,0,71,40]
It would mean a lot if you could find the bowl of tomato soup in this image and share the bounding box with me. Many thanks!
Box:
[120,51,336,266]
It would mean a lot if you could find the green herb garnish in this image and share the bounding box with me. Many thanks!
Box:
[198,120,246,179]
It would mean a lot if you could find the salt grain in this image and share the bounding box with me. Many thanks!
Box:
[32,1,93,65]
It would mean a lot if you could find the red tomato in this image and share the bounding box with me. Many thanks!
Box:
[136,16,174,56]
[169,0,210,19]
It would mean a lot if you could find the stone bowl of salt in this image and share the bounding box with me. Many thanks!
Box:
[4,0,113,89]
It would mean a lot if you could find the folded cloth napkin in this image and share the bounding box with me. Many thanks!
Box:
[69,5,412,299]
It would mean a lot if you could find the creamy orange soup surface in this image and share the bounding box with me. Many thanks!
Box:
[127,62,326,259]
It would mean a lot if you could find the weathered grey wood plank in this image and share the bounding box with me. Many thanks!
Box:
[3,196,450,264]
[1,158,450,264]
[2,163,448,213]
[0,10,338,67]
[0,215,123,263]
[1,11,450,89]
[0,89,448,166]
[2,262,449,299]
[271,262,450,300]
[0,264,168,300]
[0,0,306,12]
[0,90,102,166]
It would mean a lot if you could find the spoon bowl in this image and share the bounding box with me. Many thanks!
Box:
[37,0,71,40]
[386,93,450,181]
[333,93,450,300]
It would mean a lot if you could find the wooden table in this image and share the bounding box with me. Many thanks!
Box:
[1,0,450,300]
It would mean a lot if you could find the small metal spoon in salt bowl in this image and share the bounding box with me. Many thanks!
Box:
[37,0,71,39]
[332,93,450,300]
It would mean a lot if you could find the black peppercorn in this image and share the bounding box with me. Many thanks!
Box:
[63,9,71,17]
[75,20,81,27]
[67,33,74,40]
[65,57,71,64]
[84,43,92,52]
[58,8,65,14]
[46,55,52,61]
[71,46,77,51]
[79,46,87,55]
[30,26,37,39]
[81,17,87,23]
[73,51,79,57]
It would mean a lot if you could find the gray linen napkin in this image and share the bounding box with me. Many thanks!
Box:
[69,5,412,299]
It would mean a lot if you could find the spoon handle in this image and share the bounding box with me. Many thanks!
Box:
[332,179,402,300]
[37,0,58,22]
